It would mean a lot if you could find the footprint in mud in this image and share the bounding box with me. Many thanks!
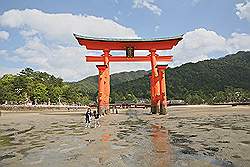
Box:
[170,133,192,145]
[85,139,95,145]
[241,141,250,145]
[232,155,241,159]
[180,146,198,155]
[217,140,230,143]
[5,128,17,132]
[0,153,15,161]
[204,146,219,152]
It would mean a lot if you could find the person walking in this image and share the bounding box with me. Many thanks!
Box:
[85,108,91,128]
[93,110,100,128]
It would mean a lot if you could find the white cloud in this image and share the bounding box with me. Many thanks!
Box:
[0,9,138,44]
[192,0,201,5]
[172,28,227,66]
[171,28,250,66]
[236,1,250,21]
[154,25,159,32]
[0,50,8,57]
[0,9,139,81]
[133,0,162,15]
[0,66,21,78]
[0,9,250,81]
[10,36,96,81]
[0,30,9,40]
[227,32,250,51]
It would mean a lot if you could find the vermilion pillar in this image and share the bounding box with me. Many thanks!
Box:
[97,65,108,114]
[157,65,168,115]
[103,49,110,114]
[150,49,160,114]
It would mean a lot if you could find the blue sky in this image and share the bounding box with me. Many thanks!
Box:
[0,0,249,81]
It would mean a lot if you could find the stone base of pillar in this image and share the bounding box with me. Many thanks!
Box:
[98,106,110,115]
[151,105,160,114]
[160,104,167,115]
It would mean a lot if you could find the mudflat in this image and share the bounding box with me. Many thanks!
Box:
[0,105,249,167]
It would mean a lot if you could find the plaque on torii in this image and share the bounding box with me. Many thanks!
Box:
[74,34,183,115]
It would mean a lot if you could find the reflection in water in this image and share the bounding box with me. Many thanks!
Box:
[99,130,112,165]
[101,133,111,143]
[151,124,171,167]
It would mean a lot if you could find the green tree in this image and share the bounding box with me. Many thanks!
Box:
[33,83,48,104]
[48,86,63,104]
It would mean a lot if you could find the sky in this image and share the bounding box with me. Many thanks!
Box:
[0,0,249,81]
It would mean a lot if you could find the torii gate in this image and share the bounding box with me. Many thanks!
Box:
[74,34,183,115]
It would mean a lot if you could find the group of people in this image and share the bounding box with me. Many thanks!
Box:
[85,108,100,128]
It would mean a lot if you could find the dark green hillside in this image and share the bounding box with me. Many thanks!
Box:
[111,51,250,103]
[1,51,249,105]
[71,70,147,98]
[167,51,250,98]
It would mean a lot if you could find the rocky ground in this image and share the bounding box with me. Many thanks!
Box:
[0,105,250,167]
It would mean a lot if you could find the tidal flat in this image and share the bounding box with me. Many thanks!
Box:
[0,105,250,167]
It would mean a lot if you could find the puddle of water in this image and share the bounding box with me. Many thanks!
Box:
[150,124,172,166]
[0,135,17,147]
[110,143,127,150]
[210,159,234,167]
[175,150,234,167]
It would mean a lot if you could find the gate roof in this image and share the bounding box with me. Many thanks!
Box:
[74,34,183,50]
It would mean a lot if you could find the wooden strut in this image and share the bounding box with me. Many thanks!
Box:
[86,55,173,62]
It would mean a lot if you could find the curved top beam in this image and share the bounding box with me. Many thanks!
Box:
[73,33,183,50]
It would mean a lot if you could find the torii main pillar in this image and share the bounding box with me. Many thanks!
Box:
[96,49,111,114]
[96,65,108,114]
[150,49,160,114]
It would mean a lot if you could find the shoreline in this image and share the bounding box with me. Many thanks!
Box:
[1,104,249,113]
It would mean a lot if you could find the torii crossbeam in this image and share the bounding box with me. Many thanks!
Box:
[74,34,183,114]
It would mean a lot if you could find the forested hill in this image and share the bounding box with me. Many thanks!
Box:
[70,70,147,97]
[0,51,249,105]
[110,51,250,103]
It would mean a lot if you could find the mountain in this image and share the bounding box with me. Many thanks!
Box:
[70,70,147,99]
[110,51,250,101]
[1,51,249,105]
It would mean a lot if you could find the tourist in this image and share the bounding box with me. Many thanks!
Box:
[85,108,91,128]
[93,110,100,128]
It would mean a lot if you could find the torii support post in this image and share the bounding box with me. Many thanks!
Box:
[157,65,168,115]
[148,74,154,112]
[96,65,109,114]
[150,49,160,114]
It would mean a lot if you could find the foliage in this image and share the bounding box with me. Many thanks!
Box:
[109,51,250,104]
[0,68,90,105]
[0,51,249,105]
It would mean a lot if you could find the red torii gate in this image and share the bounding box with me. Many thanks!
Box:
[74,34,183,115]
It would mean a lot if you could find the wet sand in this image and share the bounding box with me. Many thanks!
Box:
[0,105,250,167]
